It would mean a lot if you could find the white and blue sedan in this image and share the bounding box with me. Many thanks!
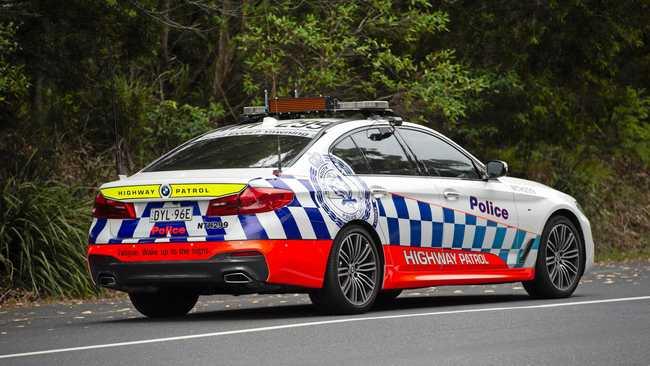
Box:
[88,98,594,317]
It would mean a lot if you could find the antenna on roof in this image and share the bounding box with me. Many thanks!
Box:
[264,89,269,112]
[274,135,282,176]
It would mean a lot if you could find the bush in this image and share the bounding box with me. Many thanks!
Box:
[0,178,97,298]
[139,100,224,164]
[586,168,650,258]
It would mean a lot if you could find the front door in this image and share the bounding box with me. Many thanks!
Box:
[397,127,532,270]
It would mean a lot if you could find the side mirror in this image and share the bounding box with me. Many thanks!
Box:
[486,160,508,179]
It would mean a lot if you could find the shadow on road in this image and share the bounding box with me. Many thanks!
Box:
[97,293,571,324]
[373,294,531,311]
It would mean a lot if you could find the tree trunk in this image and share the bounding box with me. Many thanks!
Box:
[212,0,237,119]
[158,0,171,100]
[32,72,45,126]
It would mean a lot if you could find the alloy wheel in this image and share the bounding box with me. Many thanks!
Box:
[545,223,580,291]
[337,232,378,305]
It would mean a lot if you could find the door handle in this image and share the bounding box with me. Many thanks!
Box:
[370,186,388,198]
[443,190,461,200]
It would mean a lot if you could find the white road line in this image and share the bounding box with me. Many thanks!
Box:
[1,295,649,359]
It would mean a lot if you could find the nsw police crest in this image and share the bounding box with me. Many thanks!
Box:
[308,153,378,228]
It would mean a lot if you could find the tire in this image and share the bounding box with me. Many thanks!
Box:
[374,289,402,305]
[310,225,382,314]
[523,215,584,299]
[129,289,198,318]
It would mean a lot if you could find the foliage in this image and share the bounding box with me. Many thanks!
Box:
[0,22,29,112]
[238,1,486,122]
[0,178,96,298]
[141,101,225,164]
[585,165,650,256]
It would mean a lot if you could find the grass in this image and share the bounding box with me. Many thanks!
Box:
[595,247,650,263]
[0,178,99,299]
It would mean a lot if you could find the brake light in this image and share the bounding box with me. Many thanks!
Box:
[92,193,136,219]
[206,187,294,216]
[205,192,240,216]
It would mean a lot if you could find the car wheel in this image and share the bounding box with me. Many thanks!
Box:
[311,225,382,314]
[523,215,584,298]
[129,289,199,318]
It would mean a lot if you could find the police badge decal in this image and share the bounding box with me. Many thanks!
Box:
[308,152,378,228]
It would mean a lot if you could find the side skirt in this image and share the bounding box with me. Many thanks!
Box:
[382,246,535,289]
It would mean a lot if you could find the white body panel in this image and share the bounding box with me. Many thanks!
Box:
[501,177,594,272]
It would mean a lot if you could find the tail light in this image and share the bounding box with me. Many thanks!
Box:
[92,193,136,219]
[207,187,294,216]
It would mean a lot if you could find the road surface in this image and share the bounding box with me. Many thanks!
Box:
[1,262,649,365]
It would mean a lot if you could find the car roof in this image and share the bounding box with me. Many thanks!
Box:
[198,118,346,140]
[200,116,436,139]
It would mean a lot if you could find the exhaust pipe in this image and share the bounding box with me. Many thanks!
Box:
[98,275,117,287]
[223,272,253,284]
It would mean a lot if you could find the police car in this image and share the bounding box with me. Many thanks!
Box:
[88,97,594,317]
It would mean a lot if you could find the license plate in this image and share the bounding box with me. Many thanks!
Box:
[149,207,193,222]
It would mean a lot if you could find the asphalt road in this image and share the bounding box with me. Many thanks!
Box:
[1,262,649,366]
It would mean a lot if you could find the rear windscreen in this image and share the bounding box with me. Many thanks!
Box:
[144,134,312,171]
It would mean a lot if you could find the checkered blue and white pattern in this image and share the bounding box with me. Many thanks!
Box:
[88,177,340,245]
[375,193,540,267]
[88,177,540,268]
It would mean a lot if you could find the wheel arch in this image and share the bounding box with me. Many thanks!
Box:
[334,220,387,289]
[340,220,385,268]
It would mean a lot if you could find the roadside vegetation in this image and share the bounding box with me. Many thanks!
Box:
[0,1,648,299]
[0,178,95,299]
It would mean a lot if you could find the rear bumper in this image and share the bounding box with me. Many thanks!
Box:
[88,253,271,294]
[87,239,333,293]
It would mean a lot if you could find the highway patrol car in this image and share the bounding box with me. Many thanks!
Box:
[88,97,594,317]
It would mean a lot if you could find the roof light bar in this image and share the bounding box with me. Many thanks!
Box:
[242,97,391,116]
[243,106,267,115]
[268,97,335,113]
[336,101,389,110]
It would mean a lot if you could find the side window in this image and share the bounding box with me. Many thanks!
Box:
[399,128,480,179]
[330,137,371,174]
[349,128,418,175]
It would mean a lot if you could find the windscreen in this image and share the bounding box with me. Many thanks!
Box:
[144,134,312,171]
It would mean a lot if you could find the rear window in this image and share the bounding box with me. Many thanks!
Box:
[144,134,312,171]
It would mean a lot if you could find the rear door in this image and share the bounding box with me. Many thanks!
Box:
[329,127,445,286]
[397,127,524,268]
